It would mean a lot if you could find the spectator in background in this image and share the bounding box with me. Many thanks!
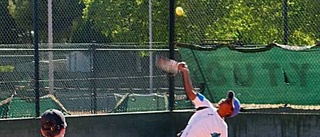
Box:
[40,109,67,137]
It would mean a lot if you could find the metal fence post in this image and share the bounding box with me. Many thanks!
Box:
[90,44,97,114]
[169,0,175,112]
[169,0,176,136]
[33,0,40,117]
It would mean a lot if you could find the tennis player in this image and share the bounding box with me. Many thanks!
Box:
[176,62,241,137]
[40,109,67,137]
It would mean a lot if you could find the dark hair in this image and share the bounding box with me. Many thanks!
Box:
[41,121,64,137]
[40,109,67,137]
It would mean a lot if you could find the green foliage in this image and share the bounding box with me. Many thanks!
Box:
[175,0,319,45]
[81,0,169,44]
[9,0,84,43]
[1,0,319,45]
[0,65,15,72]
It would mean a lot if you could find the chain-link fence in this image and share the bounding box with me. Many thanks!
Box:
[0,44,194,118]
[0,0,319,118]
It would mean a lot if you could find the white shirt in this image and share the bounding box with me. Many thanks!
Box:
[180,93,228,137]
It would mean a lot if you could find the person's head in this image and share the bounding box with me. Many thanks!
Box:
[217,90,241,118]
[40,109,67,137]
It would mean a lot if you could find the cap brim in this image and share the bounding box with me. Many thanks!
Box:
[227,90,241,117]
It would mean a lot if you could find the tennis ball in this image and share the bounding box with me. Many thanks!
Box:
[175,7,184,16]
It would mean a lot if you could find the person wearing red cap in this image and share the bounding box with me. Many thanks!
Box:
[40,109,67,137]
[176,62,241,137]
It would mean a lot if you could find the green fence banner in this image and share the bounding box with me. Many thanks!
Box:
[178,45,320,105]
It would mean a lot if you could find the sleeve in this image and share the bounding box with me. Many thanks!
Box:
[191,93,212,108]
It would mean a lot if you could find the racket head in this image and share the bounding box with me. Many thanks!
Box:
[155,56,179,74]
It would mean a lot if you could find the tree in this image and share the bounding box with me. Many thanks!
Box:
[81,0,169,44]
[0,0,20,44]
[11,0,85,43]
[3,0,319,45]
[175,0,319,45]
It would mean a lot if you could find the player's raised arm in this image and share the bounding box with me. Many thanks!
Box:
[155,57,197,100]
[177,62,196,100]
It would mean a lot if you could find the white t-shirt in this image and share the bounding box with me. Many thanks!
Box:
[180,93,228,137]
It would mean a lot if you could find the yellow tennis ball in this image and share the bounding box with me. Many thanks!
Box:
[175,7,184,16]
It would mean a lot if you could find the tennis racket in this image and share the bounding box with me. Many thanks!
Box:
[155,56,179,74]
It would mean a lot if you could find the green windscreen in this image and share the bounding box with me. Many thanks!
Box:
[178,46,320,105]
